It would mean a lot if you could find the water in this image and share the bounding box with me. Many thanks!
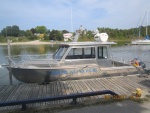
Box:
[0,44,58,85]
[0,44,150,85]
[111,45,150,67]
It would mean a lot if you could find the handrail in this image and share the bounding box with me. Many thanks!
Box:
[5,54,53,58]
[5,57,16,66]
[45,60,52,67]
[4,54,54,68]
[0,90,118,111]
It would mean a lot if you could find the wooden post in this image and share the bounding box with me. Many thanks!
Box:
[7,39,12,85]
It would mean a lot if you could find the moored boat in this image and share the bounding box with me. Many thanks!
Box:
[2,28,141,83]
[132,10,150,45]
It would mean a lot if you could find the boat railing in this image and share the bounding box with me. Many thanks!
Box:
[111,54,150,69]
[111,55,132,66]
[0,57,9,66]
[4,54,55,67]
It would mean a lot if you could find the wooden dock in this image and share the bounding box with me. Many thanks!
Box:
[0,75,150,111]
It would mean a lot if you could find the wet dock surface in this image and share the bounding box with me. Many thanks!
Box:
[0,75,150,111]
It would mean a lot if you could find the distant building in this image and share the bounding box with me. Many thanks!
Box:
[34,33,45,38]
[79,25,87,34]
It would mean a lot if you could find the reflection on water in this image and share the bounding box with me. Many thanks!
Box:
[1,44,58,56]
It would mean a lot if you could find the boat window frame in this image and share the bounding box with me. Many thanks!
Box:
[97,46,108,59]
[65,46,96,59]
[53,45,69,60]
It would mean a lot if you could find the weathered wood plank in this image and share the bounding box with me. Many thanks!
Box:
[104,77,130,95]
[120,77,147,91]
[0,75,149,111]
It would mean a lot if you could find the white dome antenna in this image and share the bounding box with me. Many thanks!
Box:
[94,33,108,42]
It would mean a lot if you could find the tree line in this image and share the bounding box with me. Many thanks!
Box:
[0,25,150,42]
[0,25,48,37]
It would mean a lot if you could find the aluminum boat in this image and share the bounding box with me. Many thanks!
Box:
[3,29,140,83]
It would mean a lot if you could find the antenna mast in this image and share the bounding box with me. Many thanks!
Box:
[146,10,147,36]
[145,9,149,39]
[71,6,73,32]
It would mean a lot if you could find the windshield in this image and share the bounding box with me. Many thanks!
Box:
[53,46,69,60]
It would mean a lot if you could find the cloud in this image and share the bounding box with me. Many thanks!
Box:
[0,0,150,31]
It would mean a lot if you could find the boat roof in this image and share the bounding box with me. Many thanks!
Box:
[59,41,116,46]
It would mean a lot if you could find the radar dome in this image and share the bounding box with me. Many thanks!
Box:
[94,33,108,42]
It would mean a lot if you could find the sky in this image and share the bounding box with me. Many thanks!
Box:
[0,0,150,32]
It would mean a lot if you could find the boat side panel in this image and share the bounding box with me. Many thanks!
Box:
[11,66,139,83]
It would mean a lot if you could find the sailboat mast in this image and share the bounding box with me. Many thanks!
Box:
[146,10,148,36]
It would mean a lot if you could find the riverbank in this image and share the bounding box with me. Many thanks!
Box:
[0,39,132,46]
[0,40,57,46]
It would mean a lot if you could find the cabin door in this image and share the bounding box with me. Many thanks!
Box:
[96,46,112,67]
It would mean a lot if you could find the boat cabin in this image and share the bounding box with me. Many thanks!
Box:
[53,42,116,67]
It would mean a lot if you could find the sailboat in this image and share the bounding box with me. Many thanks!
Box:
[132,10,150,45]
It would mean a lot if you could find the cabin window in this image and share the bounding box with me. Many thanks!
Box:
[66,47,95,59]
[66,48,82,59]
[98,46,107,59]
[53,46,68,60]
[84,47,95,58]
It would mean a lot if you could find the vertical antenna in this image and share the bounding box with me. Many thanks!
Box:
[71,6,73,32]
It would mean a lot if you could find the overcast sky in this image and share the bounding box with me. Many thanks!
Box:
[0,0,150,31]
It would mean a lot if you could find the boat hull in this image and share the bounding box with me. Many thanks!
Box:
[10,66,140,83]
[132,40,150,45]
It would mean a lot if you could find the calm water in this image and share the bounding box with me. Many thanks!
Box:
[0,44,58,85]
[0,44,150,85]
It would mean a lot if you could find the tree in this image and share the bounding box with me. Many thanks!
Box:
[30,28,36,34]
[25,30,32,37]
[35,26,46,33]
[46,29,50,36]
[0,26,12,37]
[19,30,26,36]
[49,30,63,41]
[62,30,69,34]
[0,25,20,37]
[1,28,7,37]
[86,30,93,39]
[6,26,12,36]
[11,25,20,37]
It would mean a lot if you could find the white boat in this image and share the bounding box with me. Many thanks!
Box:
[2,29,140,83]
[132,39,150,45]
[132,10,150,45]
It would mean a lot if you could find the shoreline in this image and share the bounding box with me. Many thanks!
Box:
[0,40,57,46]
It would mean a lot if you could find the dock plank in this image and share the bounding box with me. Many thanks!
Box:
[120,76,147,92]
[104,77,130,95]
[118,76,149,93]
[0,75,149,111]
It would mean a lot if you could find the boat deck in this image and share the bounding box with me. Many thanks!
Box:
[0,75,150,111]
